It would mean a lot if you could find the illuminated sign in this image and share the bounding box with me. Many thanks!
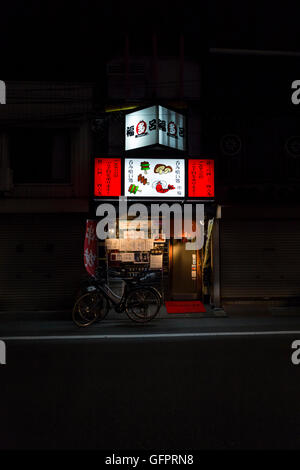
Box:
[125,105,186,151]
[94,158,121,197]
[124,158,185,198]
[94,157,214,199]
[188,159,214,198]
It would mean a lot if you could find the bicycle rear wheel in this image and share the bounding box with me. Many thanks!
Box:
[72,292,109,327]
[125,287,160,323]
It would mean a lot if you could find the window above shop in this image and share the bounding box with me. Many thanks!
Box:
[9,128,71,184]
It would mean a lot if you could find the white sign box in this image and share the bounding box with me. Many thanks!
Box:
[125,105,186,151]
[125,158,185,198]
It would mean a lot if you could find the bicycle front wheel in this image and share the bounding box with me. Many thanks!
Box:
[125,287,160,323]
[72,292,109,327]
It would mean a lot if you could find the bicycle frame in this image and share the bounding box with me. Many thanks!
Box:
[73,270,163,327]
[98,282,128,313]
[87,276,162,314]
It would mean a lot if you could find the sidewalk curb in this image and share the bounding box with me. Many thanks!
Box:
[0,306,227,321]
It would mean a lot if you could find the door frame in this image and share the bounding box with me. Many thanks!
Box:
[169,237,202,300]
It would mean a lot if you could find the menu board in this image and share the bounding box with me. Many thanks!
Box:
[150,254,163,269]
[105,238,154,252]
[124,158,185,198]
[188,159,214,198]
[94,158,121,197]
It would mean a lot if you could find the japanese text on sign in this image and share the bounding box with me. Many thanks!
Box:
[125,106,186,151]
[125,158,185,197]
[94,158,121,197]
[188,159,214,198]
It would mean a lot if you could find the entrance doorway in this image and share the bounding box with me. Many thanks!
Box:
[170,239,201,300]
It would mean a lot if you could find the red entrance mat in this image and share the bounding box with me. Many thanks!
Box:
[165,301,206,314]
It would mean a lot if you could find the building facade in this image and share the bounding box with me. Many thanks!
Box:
[93,34,214,303]
[0,81,94,311]
[205,52,300,310]
[2,41,300,314]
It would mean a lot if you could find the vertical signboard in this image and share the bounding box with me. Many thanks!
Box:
[188,159,214,198]
[158,105,186,151]
[94,158,121,197]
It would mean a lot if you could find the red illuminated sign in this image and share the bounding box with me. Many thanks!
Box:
[188,159,214,198]
[94,158,121,197]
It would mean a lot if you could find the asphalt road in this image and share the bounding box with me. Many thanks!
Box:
[0,315,300,450]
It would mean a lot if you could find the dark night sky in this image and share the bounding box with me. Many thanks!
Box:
[1,1,300,78]
[210,3,300,51]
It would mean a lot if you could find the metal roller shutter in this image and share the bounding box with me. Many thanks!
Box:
[220,219,300,300]
[0,214,86,311]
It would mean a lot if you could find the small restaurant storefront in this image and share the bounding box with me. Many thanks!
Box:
[91,106,215,309]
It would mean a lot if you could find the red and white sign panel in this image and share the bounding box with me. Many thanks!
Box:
[94,158,121,197]
[84,220,98,276]
[188,159,214,198]
[124,158,185,197]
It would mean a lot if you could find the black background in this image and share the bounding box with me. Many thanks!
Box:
[1,2,300,78]
[1,1,300,460]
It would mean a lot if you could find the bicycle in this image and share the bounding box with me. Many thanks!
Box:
[72,267,162,327]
